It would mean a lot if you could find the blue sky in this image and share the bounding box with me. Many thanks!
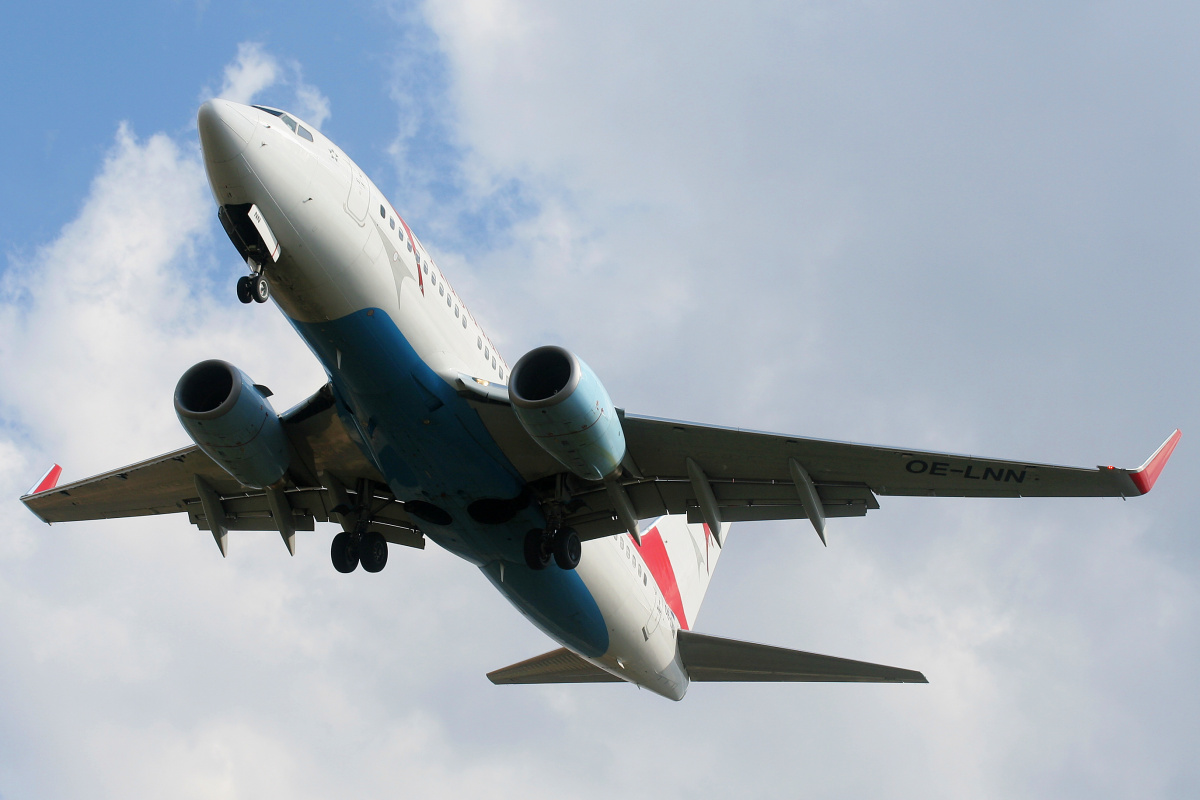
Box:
[2,2,1200,798]
[0,1,486,254]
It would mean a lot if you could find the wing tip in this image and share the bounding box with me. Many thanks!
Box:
[23,463,63,498]
[1129,429,1181,495]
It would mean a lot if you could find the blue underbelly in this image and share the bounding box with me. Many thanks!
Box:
[290,307,609,657]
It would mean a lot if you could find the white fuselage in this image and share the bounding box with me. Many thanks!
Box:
[198,99,696,699]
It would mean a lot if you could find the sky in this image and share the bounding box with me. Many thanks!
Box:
[2,1,1199,798]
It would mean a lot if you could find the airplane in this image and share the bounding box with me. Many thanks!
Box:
[19,99,1181,701]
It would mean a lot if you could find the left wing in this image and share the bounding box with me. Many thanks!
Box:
[463,387,1180,542]
[21,384,424,554]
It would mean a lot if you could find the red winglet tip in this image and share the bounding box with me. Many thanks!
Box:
[27,464,63,496]
[1129,429,1181,495]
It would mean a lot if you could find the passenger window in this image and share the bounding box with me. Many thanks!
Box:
[389,218,395,230]
[499,367,504,380]
[439,284,445,297]
[446,293,451,306]
[462,316,468,329]
[379,205,386,219]
[297,126,313,141]
[454,305,459,317]
[492,357,497,369]
[477,337,482,349]
[484,348,489,360]
[423,264,428,275]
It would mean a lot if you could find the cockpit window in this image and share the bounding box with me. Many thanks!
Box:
[252,105,314,141]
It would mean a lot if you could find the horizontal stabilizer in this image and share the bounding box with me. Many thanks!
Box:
[487,647,621,685]
[678,631,927,683]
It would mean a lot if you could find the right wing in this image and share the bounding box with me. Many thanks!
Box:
[462,387,1180,542]
[21,384,423,553]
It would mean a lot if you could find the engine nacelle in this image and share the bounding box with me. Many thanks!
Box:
[508,346,626,482]
[174,359,290,488]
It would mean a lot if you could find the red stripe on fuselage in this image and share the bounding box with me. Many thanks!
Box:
[631,526,690,630]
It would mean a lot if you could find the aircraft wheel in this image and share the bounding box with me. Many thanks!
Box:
[360,531,388,573]
[552,528,581,570]
[251,274,270,303]
[331,531,359,573]
[236,275,254,304]
[523,528,550,570]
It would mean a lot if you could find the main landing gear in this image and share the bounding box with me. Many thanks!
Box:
[524,526,581,571]
[236,273,270,304]
[331,530,389,574]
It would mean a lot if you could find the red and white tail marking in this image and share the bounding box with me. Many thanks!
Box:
[635,516,729,629]
[26,464,62,496]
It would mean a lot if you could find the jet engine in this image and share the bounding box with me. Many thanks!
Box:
[174,359,290,488]
[508,346,626,482]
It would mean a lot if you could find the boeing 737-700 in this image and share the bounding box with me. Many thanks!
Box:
[20,99,1181,700]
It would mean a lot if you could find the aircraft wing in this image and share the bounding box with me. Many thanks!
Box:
[21,384,424,554]
[463,389,1180,542]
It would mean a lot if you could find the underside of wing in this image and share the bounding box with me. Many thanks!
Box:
[20,383,424,553]
[487,648,622,684]
[678,631,927,683]
[462,390,1179,542]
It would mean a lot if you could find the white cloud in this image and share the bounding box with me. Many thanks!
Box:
[293,78,331,130]
[216,41,280,105]
[208,42,331,129]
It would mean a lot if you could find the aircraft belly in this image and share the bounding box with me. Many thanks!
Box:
[292,308,536,551]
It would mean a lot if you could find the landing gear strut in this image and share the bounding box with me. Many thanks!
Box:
[523,526,581,571]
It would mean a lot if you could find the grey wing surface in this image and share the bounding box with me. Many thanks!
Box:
[463,387,1180,542]
[21,384,424,551]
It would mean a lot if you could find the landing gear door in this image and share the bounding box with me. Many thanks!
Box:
[345,165,370,225]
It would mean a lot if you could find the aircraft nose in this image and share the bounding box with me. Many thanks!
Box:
[197,99,257,164]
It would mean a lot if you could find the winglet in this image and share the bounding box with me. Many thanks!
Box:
[25,464,63,497]
[1129,429,1181,495]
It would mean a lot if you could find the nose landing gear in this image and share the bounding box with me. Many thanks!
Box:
[236,274,270,304]
[236,258,270,305]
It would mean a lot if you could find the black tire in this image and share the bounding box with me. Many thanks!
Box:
[236,275,253,304]
[331,531,359,573]
[523,528,550,570]
[252,274,270,303]
[552,528,581,570]
[360,531,388,573]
